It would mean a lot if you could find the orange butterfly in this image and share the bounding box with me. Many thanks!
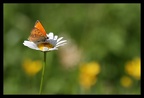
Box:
[28,20,48,43]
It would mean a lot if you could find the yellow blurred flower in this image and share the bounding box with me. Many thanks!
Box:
[22,59,42,77]
[120,76,132,88]
[125,57,141,80]
[79,62,101,90]
[80,62,100,76]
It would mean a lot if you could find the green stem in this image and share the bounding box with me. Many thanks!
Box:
[39,52,46,94]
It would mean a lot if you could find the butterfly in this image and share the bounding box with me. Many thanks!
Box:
[28,20,48,43]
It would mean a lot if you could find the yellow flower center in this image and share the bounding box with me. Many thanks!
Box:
[37,43,54,51]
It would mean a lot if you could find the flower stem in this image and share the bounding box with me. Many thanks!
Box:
[39,52,46,94]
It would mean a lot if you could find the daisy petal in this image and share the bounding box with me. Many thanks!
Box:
[42,47,49,51]
[46,39,57,46]
[23,41,39,50]
[48,32,54,39]
[56,43,67,48]
[49,48,58,51]
[57,37,63,42]
[54,35,58,40]
[56,40,67,45]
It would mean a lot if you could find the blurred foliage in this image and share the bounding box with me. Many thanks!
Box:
[4,3,140,94]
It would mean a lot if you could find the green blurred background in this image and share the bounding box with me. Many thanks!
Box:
[4,3,141,94]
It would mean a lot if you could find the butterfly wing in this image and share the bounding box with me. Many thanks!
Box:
[34,20,47,36]
[28,20,48,43]
[28,28,47,43]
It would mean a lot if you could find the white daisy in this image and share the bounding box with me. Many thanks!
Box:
[23,32,67,52]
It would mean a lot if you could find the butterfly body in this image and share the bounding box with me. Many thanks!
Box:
[28,20,48,43]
